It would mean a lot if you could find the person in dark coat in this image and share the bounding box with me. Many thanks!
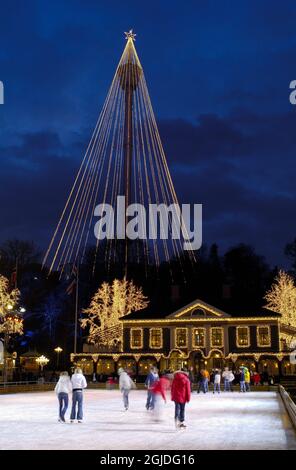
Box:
[145,367,159,410]
[171,369,191,429]
[196,370,203,393]
[188,367,195,392]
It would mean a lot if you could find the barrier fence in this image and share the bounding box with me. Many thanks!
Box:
[279,384,296,429]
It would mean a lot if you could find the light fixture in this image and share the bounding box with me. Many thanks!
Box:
[36,355,49,371]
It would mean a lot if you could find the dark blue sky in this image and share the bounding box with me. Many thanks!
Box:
[0,0,296,267]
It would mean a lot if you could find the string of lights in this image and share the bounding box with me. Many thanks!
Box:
[43,31,196,277]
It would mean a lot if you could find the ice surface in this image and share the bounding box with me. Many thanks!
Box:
[0,390,295,450]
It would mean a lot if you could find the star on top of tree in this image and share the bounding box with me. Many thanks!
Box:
[124,29,136,41]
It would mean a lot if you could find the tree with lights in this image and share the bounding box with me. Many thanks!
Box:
[0,274,23,335]
[81,279,148,348]
[0,274,23,382]
[264,270,296,328]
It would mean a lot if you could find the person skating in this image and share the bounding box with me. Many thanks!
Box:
[213,369,221,394]
[70,368,87,423]
[201,369,209,393]
[145,366,159,410]
[196,370,203,393]
[228,370,235,391]
[171,368,191,429]
[188,367,195,392]
[151,373,170,422]
[222,367,230,391]
[262,368,269,385]
[118,367,136,410]
[54,371,72,423]
[222,367,235,391]
[239,366,246,392]
[245,367,251,391]
[253,371,260,386]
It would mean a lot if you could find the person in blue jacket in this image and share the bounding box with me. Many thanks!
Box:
[239,366,246,392]
[145,366,159,410]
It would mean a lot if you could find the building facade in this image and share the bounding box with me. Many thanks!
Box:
[71,299,296,379]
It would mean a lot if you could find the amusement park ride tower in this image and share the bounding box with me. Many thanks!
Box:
[43,31,195,279]
[118,31,142,276]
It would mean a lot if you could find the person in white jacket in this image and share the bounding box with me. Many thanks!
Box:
[70,368,87,423]
[118,367,136,410]
[222,367,235,392]
[54,371,72,422]
[213,369,221,394]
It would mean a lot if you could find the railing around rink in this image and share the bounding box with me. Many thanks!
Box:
[0,381,56,393]
[279,384,296,430]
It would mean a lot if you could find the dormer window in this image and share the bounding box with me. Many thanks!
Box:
[191,308,206,317]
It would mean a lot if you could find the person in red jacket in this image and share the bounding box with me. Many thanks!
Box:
[171,368,191,429]
[151,374,170,422]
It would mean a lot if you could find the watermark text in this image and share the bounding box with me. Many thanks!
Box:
[94,196,202,251]
[0,81,3,104]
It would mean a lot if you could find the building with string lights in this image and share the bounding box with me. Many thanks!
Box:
[72,298,296,380]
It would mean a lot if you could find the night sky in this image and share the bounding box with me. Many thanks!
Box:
[0,0,296,268]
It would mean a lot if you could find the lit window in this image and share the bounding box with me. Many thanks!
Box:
[236,327,250,347]
[149,328,163,348]
[193,328,205,347]
[257,326,271,347]
[175,328,187,348]
[211,328,223,347]
[130,329,143,349]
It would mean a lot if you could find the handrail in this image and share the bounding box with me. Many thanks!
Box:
[279,384,296,429]
[0,381,54,387]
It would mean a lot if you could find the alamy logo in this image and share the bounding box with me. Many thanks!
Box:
[289,80,296,105]
[94,196,202,251]
[0,81,3,104]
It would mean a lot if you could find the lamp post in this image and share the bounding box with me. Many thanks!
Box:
[36,355,49,372]
[54,347,63,370]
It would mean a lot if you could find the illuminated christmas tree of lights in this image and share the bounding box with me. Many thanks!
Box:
[43,30,196,277]
[81,278,148,347]
[265,270,296,327]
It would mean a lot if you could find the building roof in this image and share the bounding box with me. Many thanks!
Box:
[20,351,40,357]
[122,298,281,321]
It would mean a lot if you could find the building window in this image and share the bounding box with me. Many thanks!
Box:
[130,328,143,349]
[175,328,188,348]
[236,326,250,348]
[211,327,223,347]
[257,326,271,347]
[192,328,206,348]
[149,328,163,349]
[191,308,206,317]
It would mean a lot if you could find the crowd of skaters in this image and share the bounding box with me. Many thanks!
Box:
[53,366,191,428]
[53,364,274,428]
[195,366,251,393]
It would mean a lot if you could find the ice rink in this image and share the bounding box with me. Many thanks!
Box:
[1,389,296,450]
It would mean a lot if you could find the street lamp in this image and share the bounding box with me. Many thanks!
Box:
[54,347,63,369]
[36,355,49,372]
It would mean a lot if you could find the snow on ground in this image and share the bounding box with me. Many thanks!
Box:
[0,390,295,450]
